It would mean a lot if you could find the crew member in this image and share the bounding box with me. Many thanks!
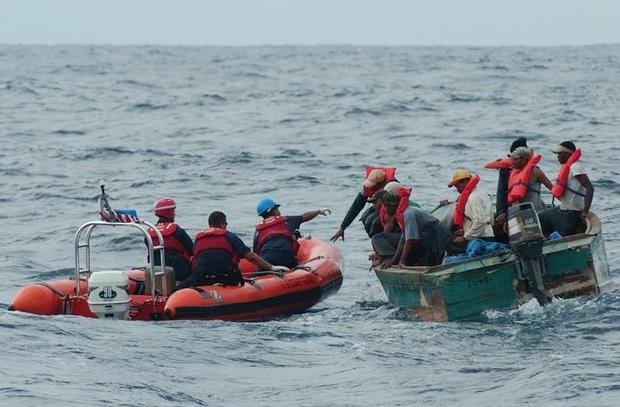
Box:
[147,197,193,282]
[190,211,288,286]
[254,198,330,268]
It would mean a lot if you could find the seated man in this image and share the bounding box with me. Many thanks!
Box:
[188,211,287,286]
[381,202,451,268]
[538,141,594,236]
[369,191,403,261]
[147,197,193,282]
[254,198,330,268]
[446,170,495,254]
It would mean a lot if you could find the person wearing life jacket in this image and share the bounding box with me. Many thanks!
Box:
[254,198,331,268]
[506,147,553,212]
[446,170,494,254]
[369,190,404,262]
[488,137,528,231]
[147,197,194,282]
[380,194,451,268]
[188,211,288,287]
[538,141,594,237]
[330,166,398,242]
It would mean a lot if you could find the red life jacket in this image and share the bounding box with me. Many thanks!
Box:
[147,222,192,263]
[362,166,397,197]
[507,152,541,204]
[395,187,412,233]
[379,205,387,227]
[193,228,238,266]
[484,157,513,170]
[551,149,582,199]
[453,175,480,228]
[255,216,299,254]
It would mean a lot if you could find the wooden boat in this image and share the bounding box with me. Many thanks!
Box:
[372,202,611,321]
[9,219,343,321]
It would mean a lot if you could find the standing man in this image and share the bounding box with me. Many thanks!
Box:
[190,211,287,286]
[147,197,194,282]
[330,166,397,241]
[538,141,594,236]
[254,198,330,268]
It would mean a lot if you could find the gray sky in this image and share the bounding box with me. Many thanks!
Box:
[1,0,619,46]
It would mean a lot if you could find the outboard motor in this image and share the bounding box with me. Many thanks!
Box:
[87,271,131,319]
[508,203,551,305]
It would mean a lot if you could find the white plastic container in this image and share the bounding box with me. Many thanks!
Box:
[87,270,131,320]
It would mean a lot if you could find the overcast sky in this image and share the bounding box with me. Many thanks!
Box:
[1,0,619,46]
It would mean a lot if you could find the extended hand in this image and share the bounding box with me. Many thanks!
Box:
[319,208,332,216]
[271,265,290,272]
[330,227,345,242]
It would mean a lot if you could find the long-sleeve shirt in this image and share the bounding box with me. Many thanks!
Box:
[340,192,368,230]
[463,188,495,240]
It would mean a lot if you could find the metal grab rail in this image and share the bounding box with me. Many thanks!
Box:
[73,220,166,299]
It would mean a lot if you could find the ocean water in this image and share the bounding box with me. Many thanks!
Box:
[1,44,620,406]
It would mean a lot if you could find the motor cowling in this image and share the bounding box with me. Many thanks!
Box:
[507,202,544,247]
[87,271,131,320]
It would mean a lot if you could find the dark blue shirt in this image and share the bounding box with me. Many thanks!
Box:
[253,215,303,268]
[194,231,250,276]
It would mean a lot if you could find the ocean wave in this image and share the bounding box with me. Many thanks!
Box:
[51,129,86,136]
[131,102,169,111]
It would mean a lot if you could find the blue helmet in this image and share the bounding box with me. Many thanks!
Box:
[256,198,280,216]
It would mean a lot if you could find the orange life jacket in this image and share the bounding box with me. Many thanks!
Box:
[484,157,513,170]
[551,149,583,199]
[147,222,192,263]
[452,175,480,228]
[395,187,412,233]
[507,152,541,204]
[362,166,397,197]
[193,228,238,267]
[255,216,299,254]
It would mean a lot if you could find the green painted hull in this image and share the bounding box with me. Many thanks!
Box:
[373,213,611,321]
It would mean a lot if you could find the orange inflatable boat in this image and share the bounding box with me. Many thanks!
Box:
[165,239,343,321]
[9,219,343,321]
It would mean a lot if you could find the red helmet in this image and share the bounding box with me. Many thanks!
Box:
[153,197,176,219]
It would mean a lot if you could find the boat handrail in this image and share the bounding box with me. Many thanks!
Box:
[73,220,166,299]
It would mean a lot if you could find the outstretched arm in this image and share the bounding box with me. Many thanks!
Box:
[302,208,331,222]
[331,192,368,241]
[245,252,273,271]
